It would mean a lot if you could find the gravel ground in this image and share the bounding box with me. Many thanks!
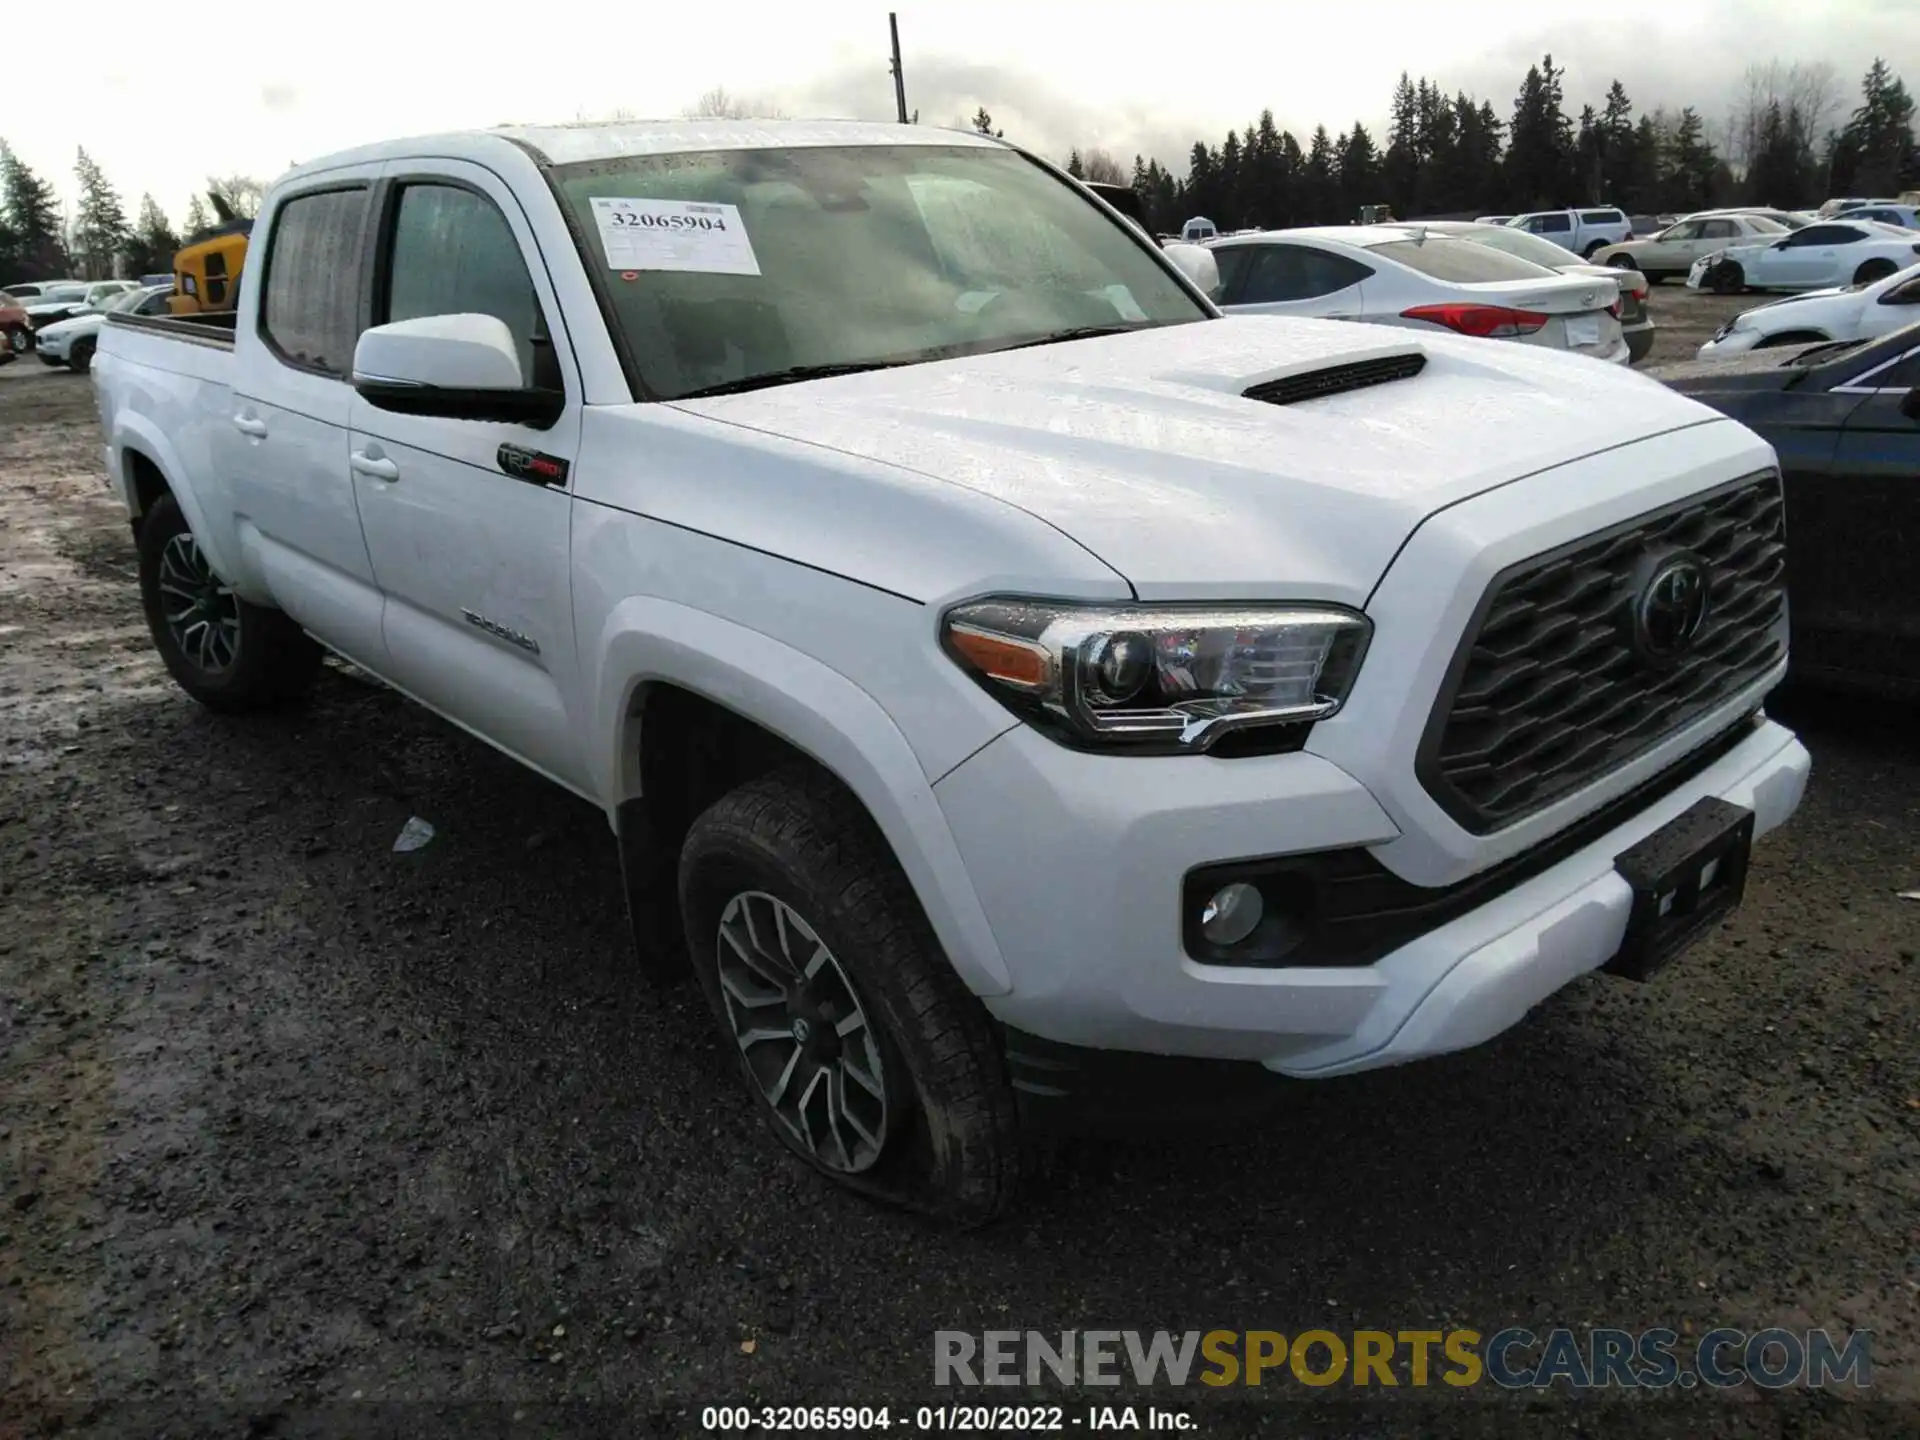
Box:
[3,295,1918,1439]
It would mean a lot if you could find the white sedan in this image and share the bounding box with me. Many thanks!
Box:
[1209,225,1626,363]
[1696,260,1920,359]
[1592,213,1789,283]
[1687,219,1920,294]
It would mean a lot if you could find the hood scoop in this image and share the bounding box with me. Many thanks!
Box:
[1243,351,1427,406]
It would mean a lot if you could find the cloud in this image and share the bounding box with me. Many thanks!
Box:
[260,83,300,113]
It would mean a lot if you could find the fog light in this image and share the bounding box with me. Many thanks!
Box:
[1200,882,1264,946]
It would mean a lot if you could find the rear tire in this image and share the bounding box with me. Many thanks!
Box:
[136,493,322,711]
[679,765,1023,1227]
[1711,261,1745,295]
[1853,259,1897,285]
[1582,239,1608,258]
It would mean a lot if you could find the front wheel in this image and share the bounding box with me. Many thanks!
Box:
[1711,261,1745,295]
[5,326,28,354]
[137,494,322,711]
[679,766,1023,1227]
[1606,254,1638,272]
[68,339,94,375]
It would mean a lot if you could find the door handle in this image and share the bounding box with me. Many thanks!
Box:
[231,414,267,438]
[350,451,400,482]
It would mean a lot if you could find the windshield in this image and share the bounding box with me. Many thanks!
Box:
[1447,225,1575,269]
[40,285,87,303]
[1366,236,1557,282]
[550,144,1208,400]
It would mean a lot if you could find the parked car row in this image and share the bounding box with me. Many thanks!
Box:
[36,283,175,372]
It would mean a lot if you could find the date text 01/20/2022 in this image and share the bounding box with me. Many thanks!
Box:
[700,1405,1196,1431]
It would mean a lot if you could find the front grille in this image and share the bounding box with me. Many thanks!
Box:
[1243,353,1424,406]
[1419,473,1786,833]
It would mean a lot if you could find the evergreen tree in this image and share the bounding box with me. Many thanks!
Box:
[2,141,66,279]
[1662,107,1720,211]
[1337,124,1382,216]
[1506,54,1575,209]
[1066,148,1085,179]
[1301,126,1337,224]
[1218,130,1244,228]
[73,147,130,279]
[125,194,180,277]
[971,107,1003,139]
[1384,72,1421,218]
[1830,59,1915,194]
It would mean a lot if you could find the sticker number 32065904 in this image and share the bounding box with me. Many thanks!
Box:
[590,198,762,276]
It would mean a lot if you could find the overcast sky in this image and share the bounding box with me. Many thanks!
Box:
[14,0,1917,226]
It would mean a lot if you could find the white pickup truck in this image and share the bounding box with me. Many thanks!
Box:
[94,120,1809,1224]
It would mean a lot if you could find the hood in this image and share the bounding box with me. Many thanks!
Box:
[671,316,1724,602]
[37,311,105,339]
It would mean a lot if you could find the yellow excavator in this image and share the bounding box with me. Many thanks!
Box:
[168,219,252,317]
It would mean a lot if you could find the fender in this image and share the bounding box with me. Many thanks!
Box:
[590,596,1014,999]
[111,413,260,598]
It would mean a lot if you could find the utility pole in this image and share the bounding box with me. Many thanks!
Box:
[889,13,909,124]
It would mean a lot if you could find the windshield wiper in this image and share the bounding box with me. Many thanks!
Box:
[675,361,909,400]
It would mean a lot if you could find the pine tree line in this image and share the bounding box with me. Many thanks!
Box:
[4,55,1914,280]
[1120,55,1916,234]
[0,150,267,284]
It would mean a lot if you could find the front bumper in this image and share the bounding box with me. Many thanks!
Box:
[936,716,1807,1078]
[35,334,69,361]
[1696,329,1761,360]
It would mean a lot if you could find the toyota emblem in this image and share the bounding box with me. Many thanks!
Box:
[1629,553,1711,663]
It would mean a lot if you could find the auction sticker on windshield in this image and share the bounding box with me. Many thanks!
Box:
[589,198,761,276]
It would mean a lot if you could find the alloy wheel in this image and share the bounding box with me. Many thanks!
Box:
[157,531,240,673]
[715,889,890,1173]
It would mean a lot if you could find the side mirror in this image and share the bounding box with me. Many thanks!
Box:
[1162,241,1221,301]
[1900,387,1920,421]
[352,313,561,428]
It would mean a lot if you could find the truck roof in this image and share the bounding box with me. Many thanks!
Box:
[279,119,1003,185]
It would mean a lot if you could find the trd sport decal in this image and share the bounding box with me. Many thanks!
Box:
[497,444,569,486]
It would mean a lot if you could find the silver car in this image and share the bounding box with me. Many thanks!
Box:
[1209,226,1627,363]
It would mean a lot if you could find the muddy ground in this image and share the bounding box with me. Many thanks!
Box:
[2,290,1917,1438]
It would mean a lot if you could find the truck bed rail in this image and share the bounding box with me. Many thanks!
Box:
[107,311,237,351]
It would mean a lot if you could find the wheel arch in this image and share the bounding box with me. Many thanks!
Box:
[592,597,1013,999]
[111,417,245,582]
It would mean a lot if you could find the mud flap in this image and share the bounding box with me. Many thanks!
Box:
[614,797,689,983]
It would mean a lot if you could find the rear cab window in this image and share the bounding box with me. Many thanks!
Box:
[1579,210,1624,226]
[259,186,371,375]
[1366,237,1556,283]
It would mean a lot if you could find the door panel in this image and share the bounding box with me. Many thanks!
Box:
[224,178,387,669]
[348,160,589,793]
[1810,380,1920,689]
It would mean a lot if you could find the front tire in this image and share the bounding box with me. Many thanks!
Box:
[5,325,28,354]
[68,339,94,374]
[679,766,1023,1227]
[137,494,322,711]
[1711,261,1745,295]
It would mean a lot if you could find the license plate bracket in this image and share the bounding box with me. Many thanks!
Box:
[1604,797,1755,982]
[1567,314,1603,346]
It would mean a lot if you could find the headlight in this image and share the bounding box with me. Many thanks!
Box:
[942,597,1370,752]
